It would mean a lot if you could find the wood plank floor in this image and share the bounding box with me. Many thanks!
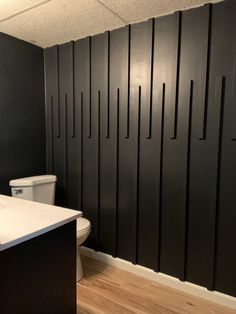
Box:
[77,256,235,314]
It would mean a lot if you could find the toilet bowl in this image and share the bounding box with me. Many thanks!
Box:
[76,217,91,281]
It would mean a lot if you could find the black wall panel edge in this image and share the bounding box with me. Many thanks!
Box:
[0,33,45,196]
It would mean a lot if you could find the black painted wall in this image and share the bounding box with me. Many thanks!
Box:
[0,33,46,195]
[44,0,236,297]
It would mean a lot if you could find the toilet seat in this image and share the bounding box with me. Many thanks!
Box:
[77,218,91,237]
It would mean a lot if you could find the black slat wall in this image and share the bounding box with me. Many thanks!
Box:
[44,0,236,297]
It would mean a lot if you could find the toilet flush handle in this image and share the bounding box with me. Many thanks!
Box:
[14,188,23,195]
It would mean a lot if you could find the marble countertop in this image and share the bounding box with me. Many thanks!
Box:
[0,194,81,251]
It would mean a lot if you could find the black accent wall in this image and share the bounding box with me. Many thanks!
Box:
[0,33,45,195]
[45,0,236,297]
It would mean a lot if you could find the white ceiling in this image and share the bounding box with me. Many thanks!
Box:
[0,0,222,48]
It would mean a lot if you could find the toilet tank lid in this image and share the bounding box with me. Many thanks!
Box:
[9,175,57,187]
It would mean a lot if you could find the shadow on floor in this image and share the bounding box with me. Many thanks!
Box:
[80,254,109,280]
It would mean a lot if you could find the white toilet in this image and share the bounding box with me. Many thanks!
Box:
[9,174,91,281]
[10,175,57,204]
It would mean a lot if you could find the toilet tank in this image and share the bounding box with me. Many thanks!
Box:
[9,175,57,205]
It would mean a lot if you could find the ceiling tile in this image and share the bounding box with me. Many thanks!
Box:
[0,0,49,21]
[101,0,222,23]
[0,0,125,48]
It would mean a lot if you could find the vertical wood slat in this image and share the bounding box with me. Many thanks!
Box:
[45,46,62,196]
[133,19,153,268]
[71,101,75,139]
[97,90,101,248]
[159,11,185,278]
[65,93,68,193]
[106,32,110,139]
[182,4,213,287]
[74,38,89,212]
[56,44,68,200]
[170,12,182,140]
[198,4,212,140]
[117,24,136,262]
[57,45,61,138]
[110,27,129,257]
[83,35,101,248]
[74,37,94,241]
[181,80,194,281]
[71,41,76,138]
[156,82,166,271]
[146,19,155,139]
[117,24,137,262]
[57,95,61,138]
[50,95,54,173]
[143,12,178,272]
[135,86,141,263]
[61,42,74,208]
[115,88,120,256]
[80,92,84,210]
[95,32,114,253]
[208,76,226,290]
[124,25,131,139]
[88,37,92,139]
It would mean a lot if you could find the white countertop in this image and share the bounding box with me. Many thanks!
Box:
[0,194,82,251]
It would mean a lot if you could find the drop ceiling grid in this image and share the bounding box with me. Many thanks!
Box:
[0,0,125,48]
[101,0,222,22]
[0,0,223,48]
[0,0,47,20]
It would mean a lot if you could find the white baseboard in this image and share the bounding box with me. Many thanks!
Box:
[80,246,236,310]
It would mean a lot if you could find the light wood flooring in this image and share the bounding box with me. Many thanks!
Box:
[77,256,235,314]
